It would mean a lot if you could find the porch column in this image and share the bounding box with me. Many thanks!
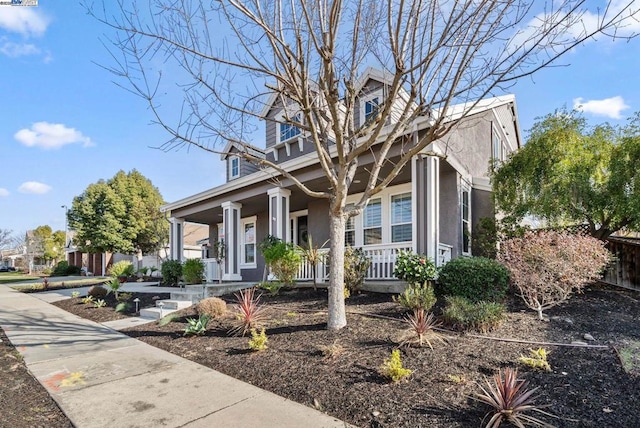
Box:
[221,201,242,281]
[415,155,440,263]
[267,187,291,241]
[169,217,184,261]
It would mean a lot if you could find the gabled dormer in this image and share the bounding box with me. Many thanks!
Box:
[353,67,415,130]
[221,141,265,182]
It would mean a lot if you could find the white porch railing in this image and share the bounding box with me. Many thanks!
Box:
[438,243,453,267]
[202,258,221,283]
[362,243,412,280]
[296,249,329,282]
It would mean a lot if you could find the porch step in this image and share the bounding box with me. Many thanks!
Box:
[139,299,193,319]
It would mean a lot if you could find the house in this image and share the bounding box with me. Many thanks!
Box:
[160,68,522,283]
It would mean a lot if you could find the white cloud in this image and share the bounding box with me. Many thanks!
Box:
[0,41,40,57]
[573,96,629,119]
[18,181,52,195]
[14,122,93,149]
[0,188,9,197]
[0,8,49,37]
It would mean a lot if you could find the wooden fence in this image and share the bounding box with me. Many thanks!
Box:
[601,237,640,291]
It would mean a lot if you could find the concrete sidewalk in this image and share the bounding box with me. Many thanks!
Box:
[0,284,350,428]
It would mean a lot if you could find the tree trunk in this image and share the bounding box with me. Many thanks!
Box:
[327,212,347,330]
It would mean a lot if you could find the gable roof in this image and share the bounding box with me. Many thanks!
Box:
[220,140,266,161]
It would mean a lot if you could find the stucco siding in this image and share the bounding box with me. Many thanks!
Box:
[439,168,460,258]
[307,199,331,244]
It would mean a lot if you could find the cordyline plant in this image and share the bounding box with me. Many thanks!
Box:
[498,231,612,320]
[472,368,555,428]
[229,287,267,337]
[400,308,446,350]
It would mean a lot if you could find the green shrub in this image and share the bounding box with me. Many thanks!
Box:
[108,260,135,278]
[270,245,301,286]
[380,349,412,382]
[66,264,82,275]
[393,283,437,311]
[344,246,371,294]
[87,285,108,299]
[441,296,505,332]
[393,251,437,285]
[182,258,205,284]
[115,302,132,313]
[436,257,509,302]
[52,261,69,276]
[161,259,183,286]
[471,217,498,259]
[258,281,284,296]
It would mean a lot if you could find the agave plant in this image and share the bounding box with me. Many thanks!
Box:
[472,368,555,428]
[229,287,267,337]
[184,314,210,336]
[400,309,447,349]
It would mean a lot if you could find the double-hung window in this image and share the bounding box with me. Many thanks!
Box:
[229,157,240,179]
[461,187,470,254]
[364,97,380,124]
[280,113,302,143]
[391,193,412,242]
[363,198,382,245]
[241,218,256,266]
[345,204,356,247]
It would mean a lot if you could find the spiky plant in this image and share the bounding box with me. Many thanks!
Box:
[229,287,267,337]
[400,309,447,350]
[472,368,555,428]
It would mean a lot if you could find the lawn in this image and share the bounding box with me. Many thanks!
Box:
[0,272,40,284]
[9,278,109,292]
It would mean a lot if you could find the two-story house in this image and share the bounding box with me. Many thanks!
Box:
[160,68,522,283]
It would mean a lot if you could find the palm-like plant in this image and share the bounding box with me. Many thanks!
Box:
[472,368,555,428]
[400,309,446,349]
[297,234,328,290]
[229,287,267,337]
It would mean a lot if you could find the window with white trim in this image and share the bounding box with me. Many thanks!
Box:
[279,113,301,143]
[461,186,471,254]
[241,218,256,267]
[492,126,503,166]
[391,193,412,242]
[229,157,240,179]
[363,198,382,245]
[364,97,380,123]
[345,204,355,246]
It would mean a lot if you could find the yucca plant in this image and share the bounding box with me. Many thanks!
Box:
[229,287,267,337]
[400,309,447,349]
[472,368,555,428]
[93,299,107,308]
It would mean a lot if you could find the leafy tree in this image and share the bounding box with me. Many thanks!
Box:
[68,170,168,254]
[90,1,639,330]
[31,226,65,265]
[493,110,640,240]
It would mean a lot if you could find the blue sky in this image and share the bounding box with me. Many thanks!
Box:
[1,1,639,238]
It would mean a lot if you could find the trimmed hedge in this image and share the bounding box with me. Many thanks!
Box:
[436,256,509,302]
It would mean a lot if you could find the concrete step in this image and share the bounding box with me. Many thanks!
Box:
[156,299,193,310]
[170,290,203,302]
[139,307,178,320]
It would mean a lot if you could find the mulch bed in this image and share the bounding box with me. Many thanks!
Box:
[52,292,170,323]
[98,283,639,428]
[0,328,73,428]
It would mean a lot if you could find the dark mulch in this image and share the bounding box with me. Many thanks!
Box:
[0,328,73,428]
[103,284,638,428]
[51,292,170,323]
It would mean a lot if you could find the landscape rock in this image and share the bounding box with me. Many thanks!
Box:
[584,333,595,341]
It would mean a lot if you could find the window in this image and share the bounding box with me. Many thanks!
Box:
[461,188,470,254]
[492,127,503,166]
[241,219,256,266]
[229,157,239,179]
[363,198,382,245]
[279,113,301,143]
[364,97,380,123]
[345,204,355,246]
[391,193,412,242]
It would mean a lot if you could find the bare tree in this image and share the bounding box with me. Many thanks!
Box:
[0,229,13,250]
[90,0,639,330]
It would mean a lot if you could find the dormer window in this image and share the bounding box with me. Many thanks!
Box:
[279,113,302,143]
[229,156,240,180]
[364,97,380,123]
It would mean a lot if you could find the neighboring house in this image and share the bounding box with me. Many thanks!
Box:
[161,68,522,283]
[140,222,209,271]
